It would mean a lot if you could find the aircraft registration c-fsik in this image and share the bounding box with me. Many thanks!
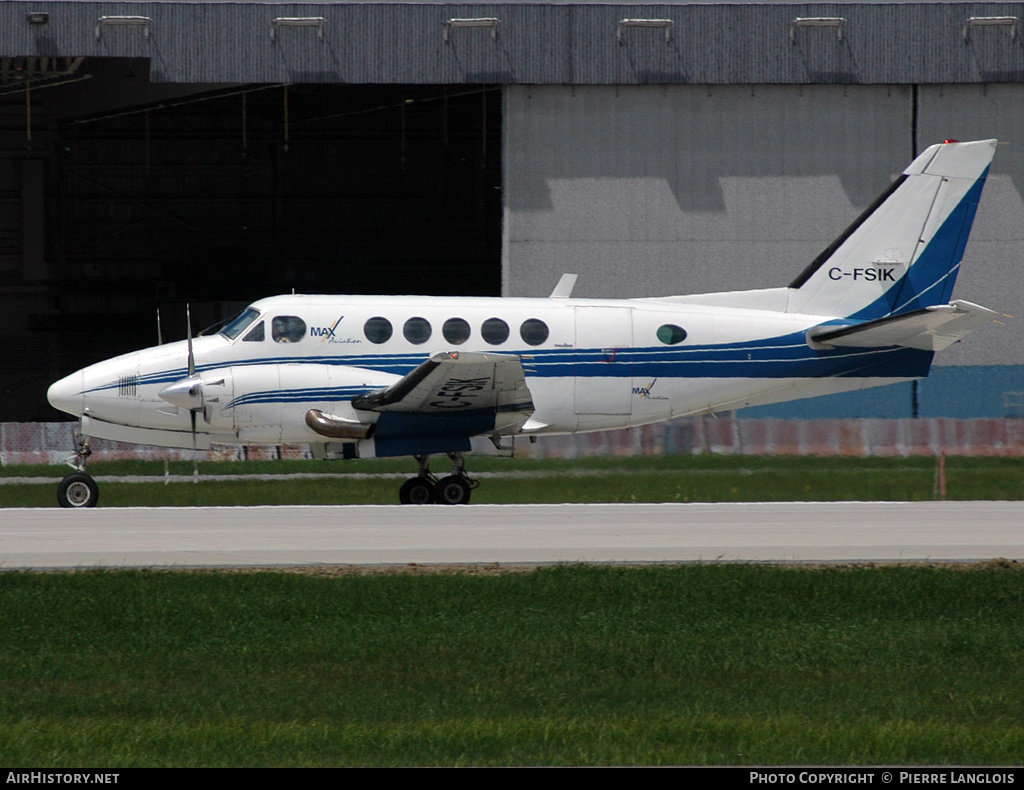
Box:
[48,139,1003,507]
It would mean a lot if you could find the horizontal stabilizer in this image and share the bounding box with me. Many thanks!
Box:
[808,300,1000,351]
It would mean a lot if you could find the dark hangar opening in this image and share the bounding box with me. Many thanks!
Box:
[0,58,502,420]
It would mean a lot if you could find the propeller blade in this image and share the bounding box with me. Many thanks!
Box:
[190,408,199,485]
[186,305,199,484]
[186,303,195,378]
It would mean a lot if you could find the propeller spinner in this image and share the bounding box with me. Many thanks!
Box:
[157,305,205,410]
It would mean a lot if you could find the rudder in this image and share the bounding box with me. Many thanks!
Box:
[788,139,997,320]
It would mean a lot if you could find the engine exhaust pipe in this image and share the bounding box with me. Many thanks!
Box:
[305,409,375,440]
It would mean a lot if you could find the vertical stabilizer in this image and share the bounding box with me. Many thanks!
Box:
[788,139,997,320]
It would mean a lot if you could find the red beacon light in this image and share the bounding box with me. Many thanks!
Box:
[943,139,960,144]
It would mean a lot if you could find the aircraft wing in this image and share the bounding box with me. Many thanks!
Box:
[350,351,535,456]
[809,300,1001,351]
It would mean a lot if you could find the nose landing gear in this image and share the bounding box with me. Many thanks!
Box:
[57,436,99,508]
[57,473,100,508]
[398,453,477,505]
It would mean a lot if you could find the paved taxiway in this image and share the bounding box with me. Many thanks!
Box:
[1,502,1022,568]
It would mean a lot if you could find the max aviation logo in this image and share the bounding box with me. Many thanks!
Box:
[633,379,668,400]
[310,316,360,344]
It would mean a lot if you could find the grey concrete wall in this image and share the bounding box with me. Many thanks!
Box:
[504,84,910,298]
[503,83,1023,368]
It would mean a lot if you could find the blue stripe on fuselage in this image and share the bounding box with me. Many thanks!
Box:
[84,331,933,398]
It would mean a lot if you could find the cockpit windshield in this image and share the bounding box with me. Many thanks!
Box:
[219,307,261,340]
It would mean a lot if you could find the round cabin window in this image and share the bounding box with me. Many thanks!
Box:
[481,317,510,345]
[520,318,550,346]
[364,317,393,344]
[403,317,432,345]
[442,318,471,345]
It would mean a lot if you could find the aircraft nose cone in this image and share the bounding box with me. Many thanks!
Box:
[47,370,85,417]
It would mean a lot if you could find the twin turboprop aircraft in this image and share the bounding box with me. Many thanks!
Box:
[47,139,1002,507]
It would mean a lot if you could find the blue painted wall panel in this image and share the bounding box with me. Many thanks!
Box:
[740,364,1024,419]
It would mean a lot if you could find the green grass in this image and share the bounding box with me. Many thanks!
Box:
[3,455,1023,506]
[1,564,1023,766]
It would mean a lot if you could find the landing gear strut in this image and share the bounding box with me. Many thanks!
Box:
[398,453,477,505]
[57,436,99,508]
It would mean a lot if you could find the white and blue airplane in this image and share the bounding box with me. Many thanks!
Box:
[48,139,1002,507]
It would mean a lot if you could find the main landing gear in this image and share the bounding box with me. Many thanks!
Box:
[57,436,100,509]
[398,453,478,505]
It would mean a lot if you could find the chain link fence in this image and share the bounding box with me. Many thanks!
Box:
[3,418,1024,466]
[0,423,313,466]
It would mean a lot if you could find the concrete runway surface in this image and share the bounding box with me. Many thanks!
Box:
[1,501,1022,569]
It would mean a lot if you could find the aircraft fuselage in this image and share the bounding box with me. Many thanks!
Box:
[48,293,929,457]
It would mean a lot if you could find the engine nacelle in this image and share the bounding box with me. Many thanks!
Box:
[227,363,399,444]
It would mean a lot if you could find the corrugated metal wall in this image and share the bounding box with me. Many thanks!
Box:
[3,2,1024,85]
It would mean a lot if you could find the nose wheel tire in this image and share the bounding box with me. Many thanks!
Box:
[434,476,471,505]
[57,473,99,508]
[399,477,435,505]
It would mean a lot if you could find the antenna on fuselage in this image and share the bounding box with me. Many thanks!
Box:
[549,273,578,298]
[156,308,163,346]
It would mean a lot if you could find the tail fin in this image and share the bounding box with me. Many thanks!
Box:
[788,139,996,320]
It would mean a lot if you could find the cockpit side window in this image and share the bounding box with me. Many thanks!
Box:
[242,321,264,342]
[272,316,306,343]
[220,307,261,340]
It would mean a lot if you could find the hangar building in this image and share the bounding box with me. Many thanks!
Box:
[1,0,1022,422]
